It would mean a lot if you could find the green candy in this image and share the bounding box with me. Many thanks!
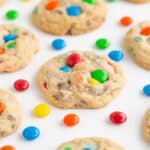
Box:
[91,69,108,83]
[83,0,96,5]
[6,10,19,20]
[96,38,110,49]
[64,147,73,150]
[7,41,16,49]
[107,0,120,2]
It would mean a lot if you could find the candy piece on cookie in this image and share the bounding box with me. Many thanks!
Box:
[31,0,107,35]
[124,21,150,70]
[57,137,125,150]
[0,89,22,139]
[0,24,39,72]
[127,0,150,3]
[37,51,125,109]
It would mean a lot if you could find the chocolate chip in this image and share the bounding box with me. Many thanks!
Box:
[22,31,29,36]
[0,57,4,63]
[0,131,5,138]
[86,20,91,26]
[7,114,16,121]
[57,80,71,90]
[147,37,150,44]
[54,10,63,14]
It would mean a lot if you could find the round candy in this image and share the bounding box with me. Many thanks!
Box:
[60,65,71,72]
[46,0,60,11]
[143,84,150,96]
[91,69,108,83]
[107,0,119,2]
[109,111,127,124]
[64,147,72,150]
[14,79,29,92]
[6,10,19,20]
[0,102,5,113]
[3,34,17,42]
[96,38,110,49]
[0,145,16,150]
[34,103,51,118]
[7,41,16,49]
[0,48,5,55]
[66,6,81,16]
[52,38,66,50]
[63,113,79,127]
[82,0,96,5]
[67,53,83,67]
[88,78,100,86]
[22,126,40,141]
[108,50,123,62]
[140,27,150,36]
[120,16,133,26]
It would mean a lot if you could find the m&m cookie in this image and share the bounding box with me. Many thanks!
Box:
[37,51,124,109]
[57,137,125,150]
[31,0,107,35]
[0,24,39,72]
[124,21,150,70]
[0,89,22,139]
[0,0,5,7]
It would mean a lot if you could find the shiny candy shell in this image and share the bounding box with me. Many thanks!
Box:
[88,78,100,85]
[22,126,40,140]
[14,79,29,92]
[143,84,150,96]
[108,50,123,62]
[3,34,17,42]
[0,145,16,150]
[60,65,71,72]
[66,6,81,16]
[34,104,51,118]
[52,38,66,50]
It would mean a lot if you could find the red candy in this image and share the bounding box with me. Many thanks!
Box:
[63,113,79,127]
[14,79,29,92]
[67,53,83,67]
[109,111,127,124]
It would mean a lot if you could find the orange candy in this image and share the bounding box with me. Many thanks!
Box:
[0,102,5,113]
[0,48,5,54]
[63,113,80,127]
[74,71,84,88]
[120,16,133,26]
[140,27,150,36]
[0,145,16,150]
[46,0,60,10]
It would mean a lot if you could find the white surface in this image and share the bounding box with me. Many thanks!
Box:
[0,0,150,149]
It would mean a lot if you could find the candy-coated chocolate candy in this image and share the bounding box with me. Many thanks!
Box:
[107,0,119,2]
[91,69,108,83]
[0,48,5,54]
[14,79,29,92]
[67,53,83,67]
[0,145,16,150]
[140,27,150,36]
[6,10,19,20]
[46,0,60,11]
[108,50,123,62]
[120,16,133,26]
[143,84,150,96]
[3,34,17,42]
[88,78,100,85]
[0,102,5,113]
[63,113,79,126]
[60,65,71,72]
[66,6,81,16]
[83,0,96,5]
[7,41,16,49]
[109,111,127,124]
[52,38,66,50]
[22,126,40,141]
[96,38,110,49]
[64,147,72,150]
[34,103,51,118]
[84,147,94,150]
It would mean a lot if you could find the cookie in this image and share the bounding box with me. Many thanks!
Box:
[143,108,150,142]
[0,89,22,139]
[0,24,39,72]
[124,21,150,70]
[37,51,124,109]
[127,0,150,3]
[0,0,5,6]
[57,137,125,150]
[31,0,107,35]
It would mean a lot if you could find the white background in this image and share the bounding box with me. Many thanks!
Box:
[0,0,150,149]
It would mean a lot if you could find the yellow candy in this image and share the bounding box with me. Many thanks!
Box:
[34,104,51,118]
[88,78,100,85]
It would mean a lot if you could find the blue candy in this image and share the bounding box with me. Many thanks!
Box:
[66,6,81,16]
[143,84,150,96]
[108,50,123,62]
[60,65,71,72]
[52,38,66,50]
[3,34,17,42]
[22,126,40,141]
